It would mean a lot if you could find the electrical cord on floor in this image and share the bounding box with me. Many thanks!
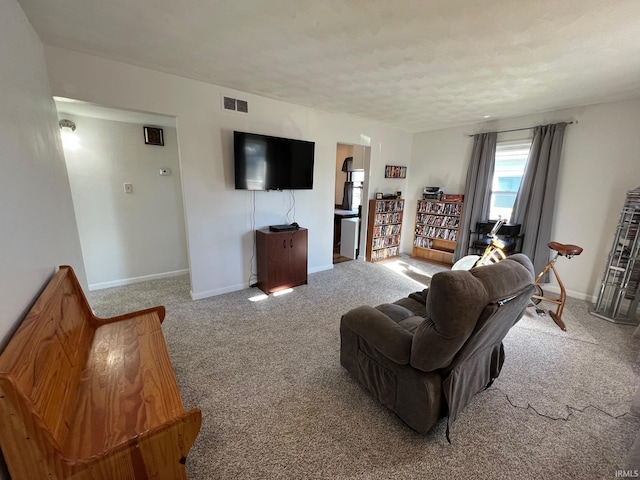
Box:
[486,386,633,422]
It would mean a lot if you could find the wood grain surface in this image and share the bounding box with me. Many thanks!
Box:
[0,266,201,479]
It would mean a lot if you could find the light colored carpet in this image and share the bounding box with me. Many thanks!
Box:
[89,255,640,479]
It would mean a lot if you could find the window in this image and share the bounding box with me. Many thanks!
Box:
[489,141,531,220]
[350,170,365,209]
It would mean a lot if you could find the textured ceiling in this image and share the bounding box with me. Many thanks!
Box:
[18,0,640,132]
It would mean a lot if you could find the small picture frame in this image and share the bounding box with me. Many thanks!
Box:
[376,192,383,200]
[385,165,407,178]
[144,126,164,146]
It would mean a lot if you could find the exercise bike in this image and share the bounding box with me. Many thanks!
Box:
[529,241,583,331]
[452,222,583,332]
[451,218,508,271]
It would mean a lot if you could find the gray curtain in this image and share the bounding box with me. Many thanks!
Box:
[453,132,497,262]
[510,123,567,275]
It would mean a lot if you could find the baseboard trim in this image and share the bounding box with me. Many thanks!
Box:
[541,284,597,304]
[309,264,334,274]
[191,282,247,300]
[88,269,190,291]
[191,265,335,300]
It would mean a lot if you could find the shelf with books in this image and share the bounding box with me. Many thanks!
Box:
[412,198,464,265]
[366,199,404,263]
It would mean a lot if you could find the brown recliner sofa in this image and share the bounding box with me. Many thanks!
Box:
[340,254,535,437]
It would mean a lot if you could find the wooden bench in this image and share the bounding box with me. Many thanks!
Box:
[0,266,201,480]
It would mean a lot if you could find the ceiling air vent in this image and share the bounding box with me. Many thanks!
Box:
[221,95,248,114]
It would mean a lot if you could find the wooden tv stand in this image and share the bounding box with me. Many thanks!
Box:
[256,227,308,294]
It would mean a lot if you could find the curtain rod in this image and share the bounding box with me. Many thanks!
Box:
[467,120,576,137]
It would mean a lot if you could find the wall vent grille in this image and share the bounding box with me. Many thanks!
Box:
[221,95,248,114]
[236,99,248,113]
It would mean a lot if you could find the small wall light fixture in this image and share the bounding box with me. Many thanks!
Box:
[59,119,76,132]
[59,119,79,150]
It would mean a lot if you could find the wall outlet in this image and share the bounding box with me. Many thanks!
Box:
[159,168,172,176]
[123,183,133,193]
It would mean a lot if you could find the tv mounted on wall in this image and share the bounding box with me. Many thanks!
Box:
[234,131,315,191]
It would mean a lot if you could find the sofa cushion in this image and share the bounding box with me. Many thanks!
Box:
[393,296,428,317]
[376,303,418,323]
[341,306,413,364]
[410,271,488,372]
[375,303,424,333]
[396,316,424,333]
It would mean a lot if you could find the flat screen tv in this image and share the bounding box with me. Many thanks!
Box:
[234,131,315,190]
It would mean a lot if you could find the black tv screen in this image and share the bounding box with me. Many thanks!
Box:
[234,131,315,190]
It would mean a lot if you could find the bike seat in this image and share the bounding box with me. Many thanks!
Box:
[548,241,583,257]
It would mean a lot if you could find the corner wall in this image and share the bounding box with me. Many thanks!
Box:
[61,114,188,289]
[0,1,86,477]
[0,3,86,346]
[408,99,640,301]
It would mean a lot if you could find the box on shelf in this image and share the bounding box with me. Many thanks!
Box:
[441,193,464,202]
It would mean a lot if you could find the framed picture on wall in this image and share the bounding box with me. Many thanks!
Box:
[385,165,407,178]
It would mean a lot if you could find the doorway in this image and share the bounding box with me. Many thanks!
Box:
[333,143,369,264]
[55,98,190,290]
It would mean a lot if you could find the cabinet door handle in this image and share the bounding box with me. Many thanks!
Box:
[290,239,293,248]
[283,240,286,249]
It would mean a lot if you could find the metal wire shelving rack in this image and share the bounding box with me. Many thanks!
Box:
[591,187,640,325]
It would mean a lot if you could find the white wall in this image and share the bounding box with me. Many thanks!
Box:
[43,46,413,299]
[0,1,86,477]
[0,3,86,344]
[61,115,188,289]
[408,100,640,301]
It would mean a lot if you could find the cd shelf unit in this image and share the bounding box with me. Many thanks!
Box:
[412,199,464,265]
[591,187,640,325]
[366,199,404,263]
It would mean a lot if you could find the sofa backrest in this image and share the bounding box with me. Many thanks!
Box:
[410,254,535,372]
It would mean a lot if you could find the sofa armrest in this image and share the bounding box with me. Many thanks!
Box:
[341,306,415,364]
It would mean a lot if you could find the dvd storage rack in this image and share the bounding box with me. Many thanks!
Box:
[366,199,404,262]
[412,198,464,265]
[591,186,640,325]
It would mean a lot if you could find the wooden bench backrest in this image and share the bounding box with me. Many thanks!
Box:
[0,266,95,448]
